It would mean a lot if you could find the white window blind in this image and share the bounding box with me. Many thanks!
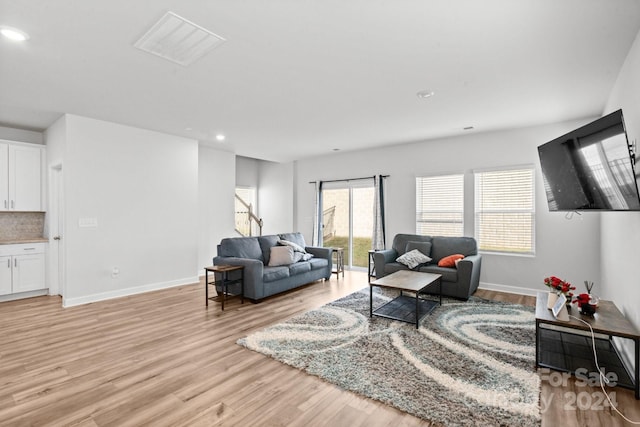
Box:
[416,174,464,237]
[474,167,535,254]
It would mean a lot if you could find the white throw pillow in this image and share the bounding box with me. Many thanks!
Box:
[269,246,295,266]
[396,249,432,270]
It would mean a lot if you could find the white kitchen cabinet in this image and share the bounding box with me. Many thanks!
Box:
[0,244,46,295]
[0,255,11,296]
[0,140,44,211]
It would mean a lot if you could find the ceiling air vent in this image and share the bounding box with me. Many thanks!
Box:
[134,11,226,66]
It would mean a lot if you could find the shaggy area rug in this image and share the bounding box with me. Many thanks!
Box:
[238,289,540,426]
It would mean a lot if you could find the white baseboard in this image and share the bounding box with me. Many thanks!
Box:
[477,281,540,297]
[62,276,199,308]
[0,289,48,302]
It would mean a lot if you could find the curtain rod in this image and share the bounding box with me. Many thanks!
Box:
[308,175,389,184]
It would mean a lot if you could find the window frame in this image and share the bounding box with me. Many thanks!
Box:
[473,165,536,256]
[415,173,465,238]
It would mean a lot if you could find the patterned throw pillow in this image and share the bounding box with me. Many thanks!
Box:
[396,249,432,269]
[278,239,314,261]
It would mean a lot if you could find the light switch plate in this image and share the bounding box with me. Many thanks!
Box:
[78,217,98,227]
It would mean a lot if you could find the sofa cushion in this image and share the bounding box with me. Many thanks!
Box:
[406,241,432,257]
[419,265,458,282]
[289,261,312,275]
[392,234,432,256]
[396,249,432,269]
[279,232,307,249]
[269,246,296,266]
[219,237,263,260]
[384,262,409,275]
[258,235,280,265]
[438,254,464,268]
[263,266,290,282]
[430,236,477,263]
[308,258,329,270]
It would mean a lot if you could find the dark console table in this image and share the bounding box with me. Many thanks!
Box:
[535,291,639,399]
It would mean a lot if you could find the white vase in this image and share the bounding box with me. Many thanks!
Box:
[547,291,558,309]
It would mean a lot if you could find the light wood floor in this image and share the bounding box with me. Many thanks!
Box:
[0,271,638,426]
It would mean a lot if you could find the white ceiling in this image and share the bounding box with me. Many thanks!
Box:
[1,0,640,162]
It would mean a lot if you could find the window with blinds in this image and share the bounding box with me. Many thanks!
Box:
[474,167,535,254]
[416,174,464,237]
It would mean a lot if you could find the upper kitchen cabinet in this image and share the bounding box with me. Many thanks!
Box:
[0,140,45,212]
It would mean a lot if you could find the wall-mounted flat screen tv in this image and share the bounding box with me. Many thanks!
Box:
[538,109,640,211]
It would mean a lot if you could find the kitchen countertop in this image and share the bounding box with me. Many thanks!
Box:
[0,238,49,245]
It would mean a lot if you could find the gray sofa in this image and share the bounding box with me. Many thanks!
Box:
[373,234,482,300]
[212,232,332,302]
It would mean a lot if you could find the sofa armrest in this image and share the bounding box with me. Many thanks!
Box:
[305,246,332,260]
[373,249,397,278]
[213,256,264,298]
[305,246,333,273]
[456,254,482,294]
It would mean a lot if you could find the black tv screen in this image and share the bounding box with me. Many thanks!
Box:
[538,109,640,211]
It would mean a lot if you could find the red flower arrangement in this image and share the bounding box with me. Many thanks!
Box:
[543,276,576,299]
[573,292,597,315]
[573,293,590,307]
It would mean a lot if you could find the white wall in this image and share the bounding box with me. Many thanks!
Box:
[602,28,640,330]
[52,114,199,306]
[236,156,260,188]
[235,156,295,235]
[258,160,294,234]
[294,120,602,295]
[199,146,236,267]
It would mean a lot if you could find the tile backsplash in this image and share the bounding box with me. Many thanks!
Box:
[0,212,46,240]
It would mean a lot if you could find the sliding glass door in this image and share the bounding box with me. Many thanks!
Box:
[321,183,374,269]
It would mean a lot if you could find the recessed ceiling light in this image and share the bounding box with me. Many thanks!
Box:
[0,26,30,42]
[332,148,340,152]
[215,134,226,141]
[416,90,435,99]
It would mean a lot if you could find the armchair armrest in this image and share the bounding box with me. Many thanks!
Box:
[373,249,398,279]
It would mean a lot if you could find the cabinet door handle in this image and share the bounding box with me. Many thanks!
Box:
[10,200,14,209]
[6,259,9,268]
[14,258,17,267]
[3,200,6,208]
[23,248,36,251]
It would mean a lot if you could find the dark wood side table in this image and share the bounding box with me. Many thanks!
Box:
[368,250,376,283]
[535,291,639,399]
[331,247,344,279]
[205,265,244,310]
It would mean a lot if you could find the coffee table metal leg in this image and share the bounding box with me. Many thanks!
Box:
[415,293,419,329]
[369,285,373,317]
[205,269,209,306]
